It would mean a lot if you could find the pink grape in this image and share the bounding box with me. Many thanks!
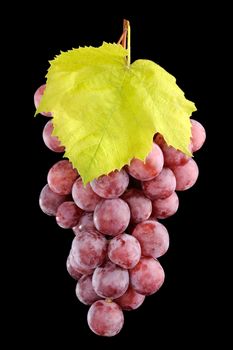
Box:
[75,275,102,305]
[68,253,94,275]
[190,119,206,152]
[172,158,199,191]
[87,300,124,337]
[108,233,141,269]
[127,143,164,181]
[47,160,78,195]
[121,189,152,224]
[130,257,165,295]
[92,261,129,299]
[132,220,169,258]
[39,184,70,216]
[94,199,130,236]
[142,167,176,200]
[66,255,82,280]
[73,212,95,235]
[42,120,65,153]
[71,230,107,269]
[56,201,83,228]
[115,286,145,311]
[152,192,179,219]
[72,178,101,211]
[34,84,52,117]
[155,134,190,168]
[90,169,129,199]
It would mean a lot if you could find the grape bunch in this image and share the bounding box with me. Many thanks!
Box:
[35,84,206,337]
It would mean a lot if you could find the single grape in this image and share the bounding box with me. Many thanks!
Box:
[73,212,95,235]
[115,286,145,311]
[39,184,70,216]
[72,178,101,211]
[132,220,169,258]
[75,275,102,305]
[56,201,83,228]
[142,167,176,200]
[108,233,141,269]
[94,199,130,236]
[127,143,164,181]
[68,253,94,275]
[66,255,82,280]
[92,261,129,299]
[121,188,152,224]
[190,119,206,152]
[42,120,65,153]
[87,300,124,337]
[155,133,190,168]
[130,257,165,295]
[152,192,179,219]
[90,169,129,199]
[71,230,107,269]
[172,158,199,191]
[47,160,78,195]
[34,84,52,117]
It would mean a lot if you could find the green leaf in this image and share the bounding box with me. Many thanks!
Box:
[36,42,196,184]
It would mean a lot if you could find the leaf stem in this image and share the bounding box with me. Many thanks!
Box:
[122,19,127,49]
[127,20,131,66]
[117,19,131,67]
[117,33,125,45]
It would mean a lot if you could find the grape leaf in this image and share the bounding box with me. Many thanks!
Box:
[36,42,196,184]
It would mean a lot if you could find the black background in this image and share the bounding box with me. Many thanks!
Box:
[9,11,226,347]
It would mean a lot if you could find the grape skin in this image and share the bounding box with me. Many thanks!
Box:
[172,158,199,191]
[75,275,102,305]
[155,133,190,168]
[68,253,94,275]
[90,169,129,199]
[94,199,130,236]
[92,261,129,299]
[34,84,52,117]
[39,184,70,216]
[71,230,107,269]
[56,201,83,229]
[47,160,79,195]
[130,257,165,295]
[190,119,206,152]
[108,233,141,269]
[142,167,176,200]
[132,220,169,258]
[42,120,65,153]
[115,286,145,311]
[87,300,124,337]
[127,143,164,181]
[66,255,82,280]
[72,212,95,235]
[121,188,152,224]
[72,178,101,212]
[152,192,179,219]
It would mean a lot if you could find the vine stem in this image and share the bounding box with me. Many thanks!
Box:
[117,19,131,67]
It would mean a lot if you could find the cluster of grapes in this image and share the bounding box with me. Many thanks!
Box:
[35,84,206,337]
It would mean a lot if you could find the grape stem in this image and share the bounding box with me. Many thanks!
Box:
[117,19,131,67]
